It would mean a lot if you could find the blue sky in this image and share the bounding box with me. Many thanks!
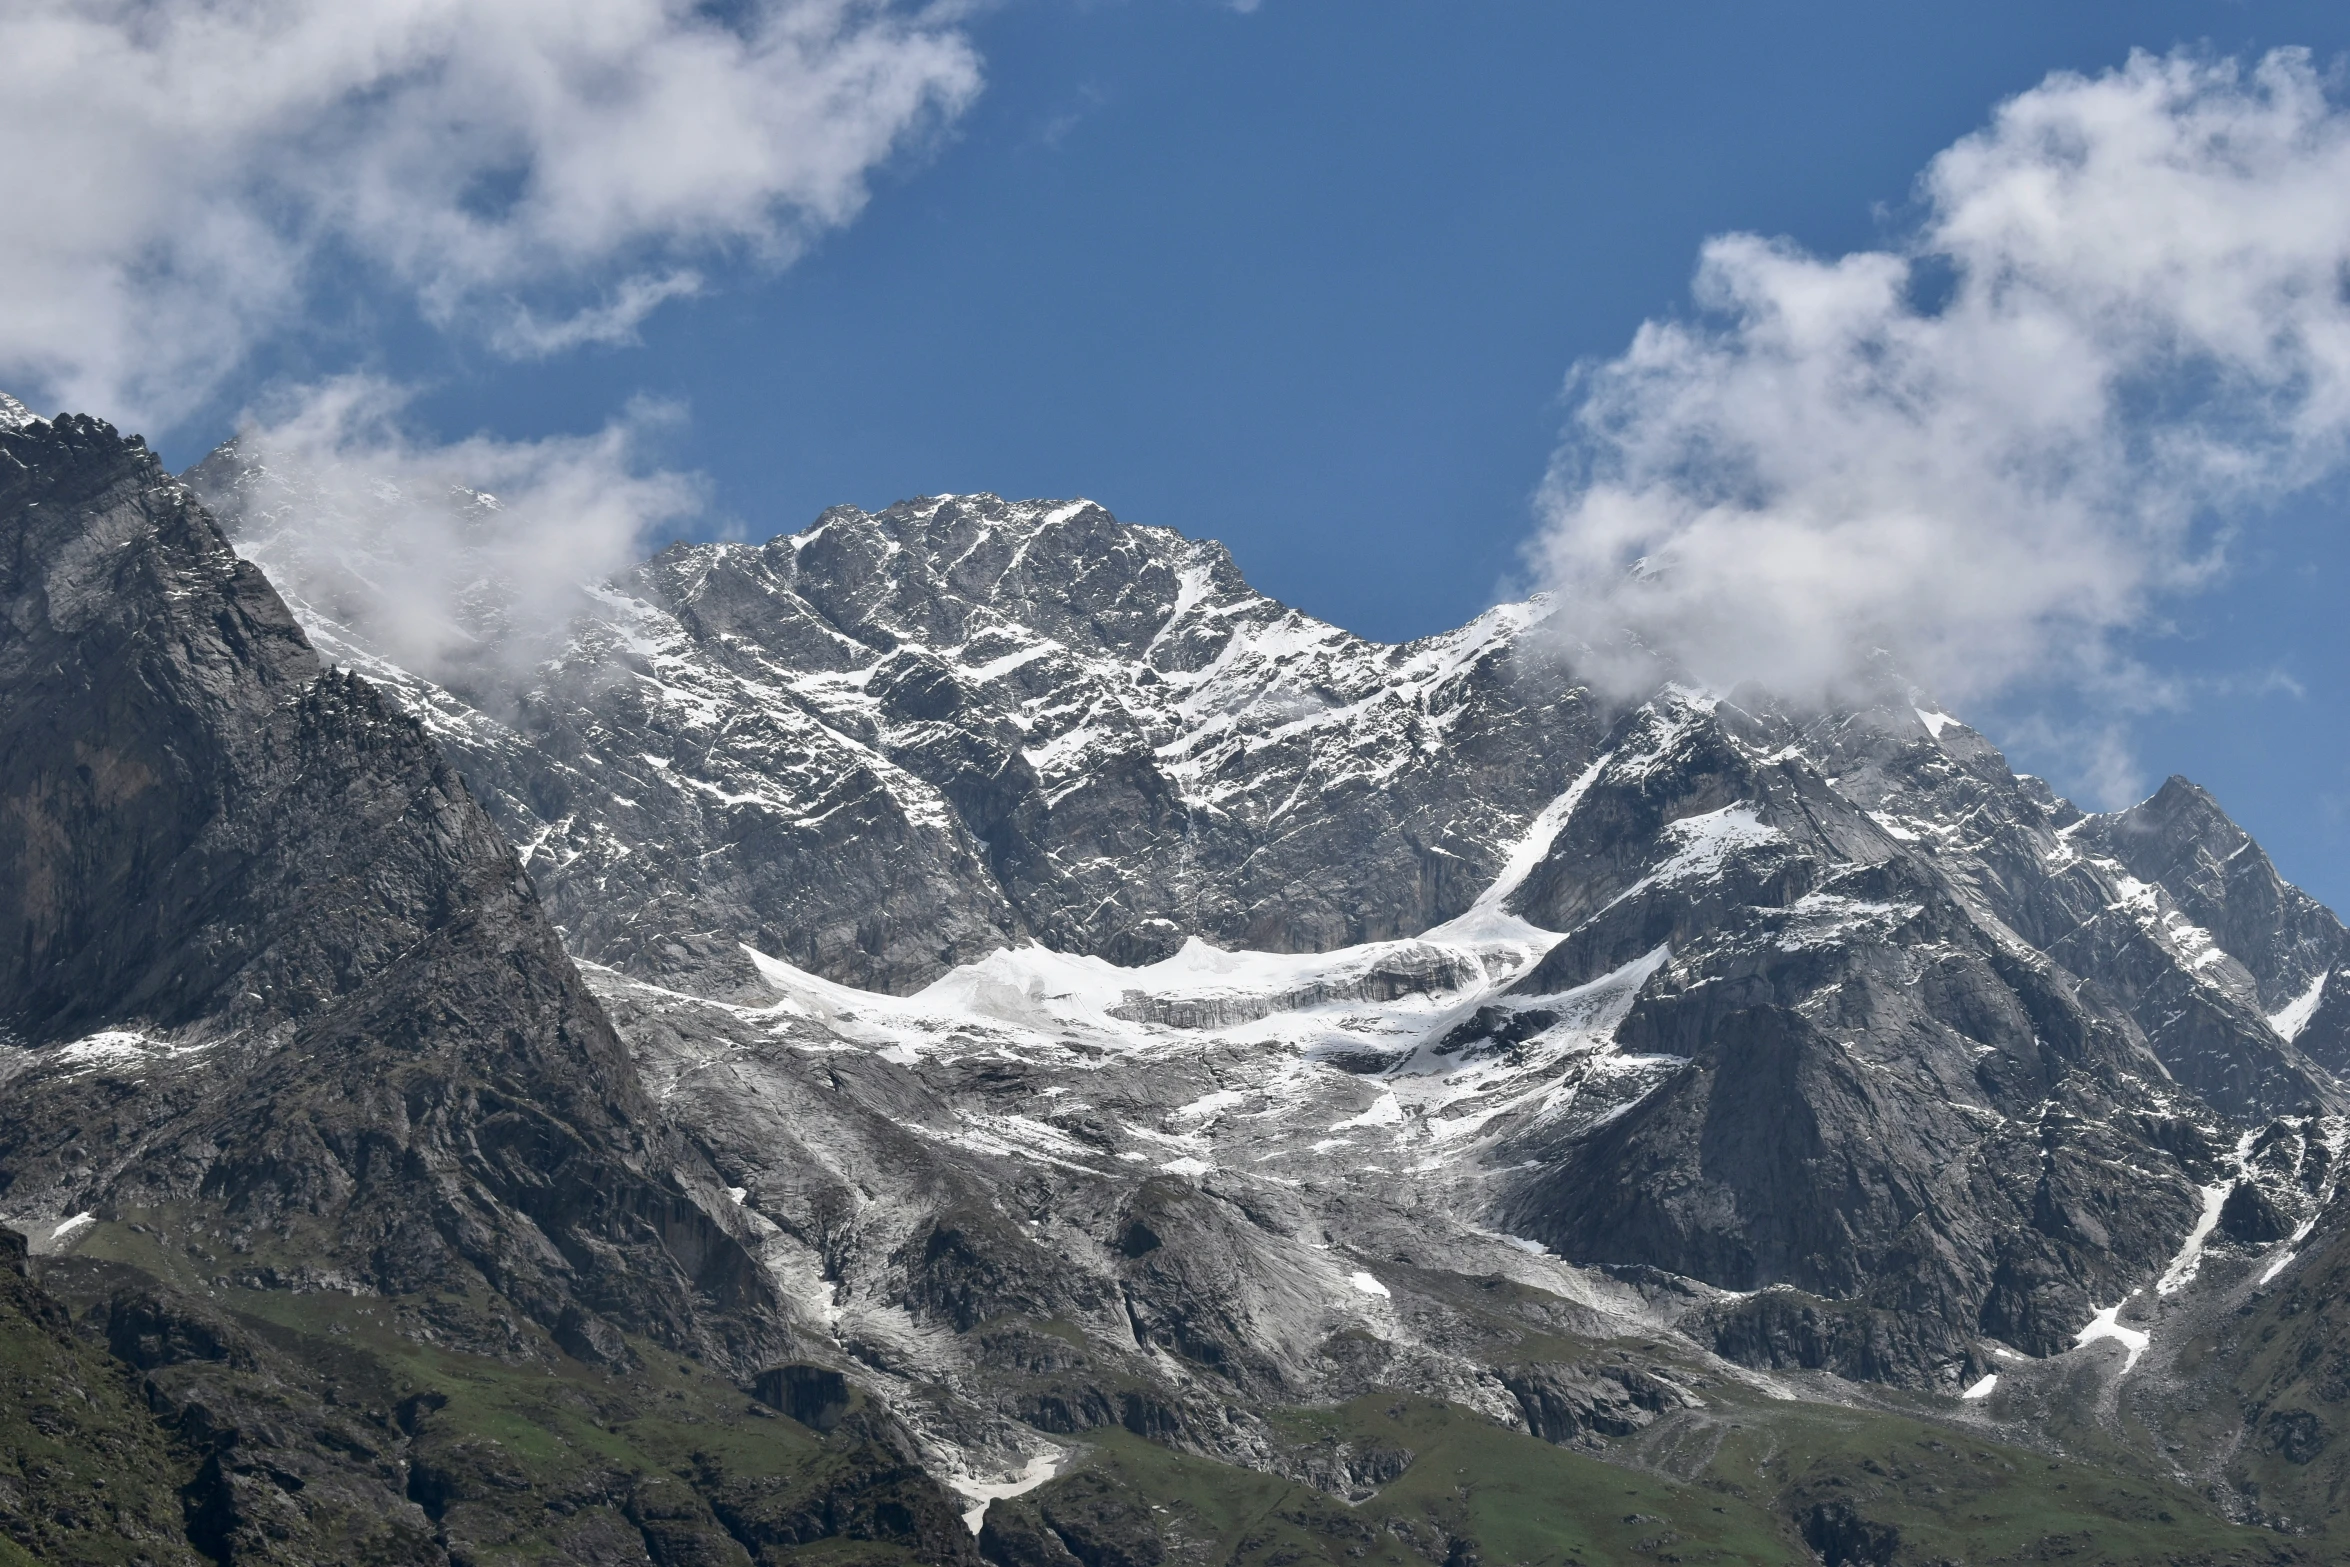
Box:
[11,1,2350,909]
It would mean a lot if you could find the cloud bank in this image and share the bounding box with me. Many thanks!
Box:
[200,375,700,698]
[0,0,982,427]
[1535,49,2350,746]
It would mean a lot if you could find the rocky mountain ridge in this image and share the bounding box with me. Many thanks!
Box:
[6,400,2350,1563]
[188,451,2350,1366]
[193,451,1604,995]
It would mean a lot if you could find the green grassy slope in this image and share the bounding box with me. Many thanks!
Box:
[0,1233,203,1566]
[6,1216,2339,1566]
[983,1388,2322,1567]
[30,1218,980,1565]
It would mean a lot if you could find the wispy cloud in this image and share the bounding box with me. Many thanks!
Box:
[489,271,710,359]
[1031,82,1110,151]
[1533,48,2350,783]
[0,0,984,429]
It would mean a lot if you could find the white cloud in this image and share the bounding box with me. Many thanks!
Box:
[489,270,709,359]
[1533,49,2350,749]
[0,0,982,428]
[200,375,702,697]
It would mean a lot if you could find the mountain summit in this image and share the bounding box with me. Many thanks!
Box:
[4,414,2349,1562]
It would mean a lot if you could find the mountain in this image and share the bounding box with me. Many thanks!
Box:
[6,404,2350,1563]
[188,453,2350,1366]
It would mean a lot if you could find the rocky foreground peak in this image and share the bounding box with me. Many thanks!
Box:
[2,413,986,1563]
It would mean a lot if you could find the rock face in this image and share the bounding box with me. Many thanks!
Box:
[0,410,774,1370]
[1492,692,2345,1372]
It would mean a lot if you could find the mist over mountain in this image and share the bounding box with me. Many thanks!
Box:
[8,398,2350,1563]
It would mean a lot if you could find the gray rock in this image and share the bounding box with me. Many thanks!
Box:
[0,408,992,1565]
[0,411,781,1372]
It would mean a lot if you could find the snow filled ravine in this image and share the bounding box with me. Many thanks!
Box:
[614,764,1688,1191]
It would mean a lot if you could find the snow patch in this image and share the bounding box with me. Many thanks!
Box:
[1454,752,1612,923]
[953,1452,1062,1534]
[2101,871,2234,984]
[961,641,1056,684]
[1915,707,1958,738]
[1961,1373,1998,1400]
[1867,811,1921,842]
[2073,1303,2150,1372]
[1775,891,1921,952]
[1661,682,1718,712]
[1648,805,1779,888]
[2156,1180,2231,1296]
[51,1030,211,1075]
[1347,1270,1391,1298]
[1171,1089,1247,1122]
[2260,1250,2299,1286]
[50,1213,94,1244]
[1328,1093,1403,1132]
[1144,563,1217,660]
[2271,971,2328,1043]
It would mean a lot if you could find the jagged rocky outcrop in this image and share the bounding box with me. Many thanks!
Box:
[1494,691,2345,1376]
[0,409,776,1369]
